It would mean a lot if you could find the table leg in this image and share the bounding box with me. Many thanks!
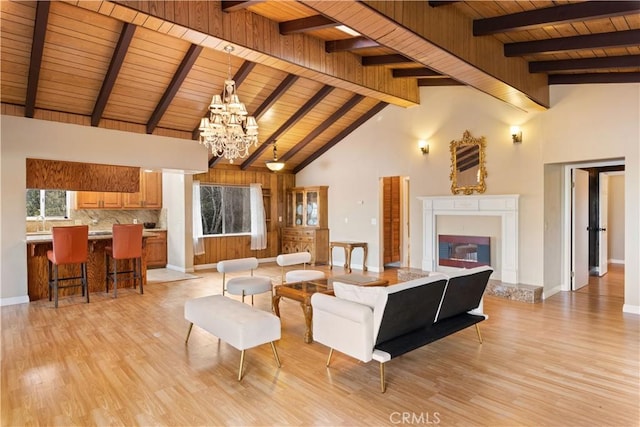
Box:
[272,295,281,317]
[362,245,368,271]
[301,301,313,343]
[345,247,352,273]
[329,244,334,270]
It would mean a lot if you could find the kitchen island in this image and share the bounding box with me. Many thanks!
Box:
[25,230,161,301]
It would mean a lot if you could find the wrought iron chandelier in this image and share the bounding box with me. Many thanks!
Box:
[198,45,258,163]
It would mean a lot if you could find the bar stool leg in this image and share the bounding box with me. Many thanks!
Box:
[83,263,89,304]
[113,260,118,298]
[138,258,143,295]
[53,264,59,309]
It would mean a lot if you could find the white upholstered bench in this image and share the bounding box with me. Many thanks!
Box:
[184,295,281,380]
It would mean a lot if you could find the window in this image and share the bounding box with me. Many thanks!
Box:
[199,184,251,236]
[26,189,69,219]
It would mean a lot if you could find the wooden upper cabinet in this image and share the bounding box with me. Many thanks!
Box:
[75,191,122,209]
[287,186,328,228]
[122,171,162,209]
[76,171,162,210]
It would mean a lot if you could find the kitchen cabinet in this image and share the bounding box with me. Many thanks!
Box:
[282,186,329,265]
[122,171,163,209]
[75,171,162,210]
[75,191,122,209]
[145,230,167,268]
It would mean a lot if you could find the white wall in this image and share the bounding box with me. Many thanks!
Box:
[0,116,208,305]
[296,84,640,314]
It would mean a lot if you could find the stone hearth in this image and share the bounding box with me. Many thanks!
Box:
[397,268,541,303]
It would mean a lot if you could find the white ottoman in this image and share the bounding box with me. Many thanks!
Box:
[184,295,281,380]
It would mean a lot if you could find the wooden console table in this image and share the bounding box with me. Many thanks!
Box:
[329,241,368,273]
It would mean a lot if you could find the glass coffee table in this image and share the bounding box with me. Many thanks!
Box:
[273,276,389,344]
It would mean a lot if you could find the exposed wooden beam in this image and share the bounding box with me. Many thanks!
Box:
[303,0,549,111]
[418,78,463,86]
[252,74,298,121]
[530,55,640,73]
[209,73,297,168]
[220,1,264,12]
[240,85,334,170]
[326,37,379,53]
[549,72,640,85]
[281,94,364,162]
[362,54,413,66]
[147,44,203,134]
[25,1,50,119]
[392,68,442,78]
[294,101,388,173]
[92,23,136,127]
[428,1,460,7]
[279,15,337,35]
[474,1,640,36]
[82,1,420,108]
[505,29,640,56]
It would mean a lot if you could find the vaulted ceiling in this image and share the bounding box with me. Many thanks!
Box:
[2,1,638,173]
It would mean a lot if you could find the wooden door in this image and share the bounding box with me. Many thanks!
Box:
[383,176,401,265]
[572,169,589,290]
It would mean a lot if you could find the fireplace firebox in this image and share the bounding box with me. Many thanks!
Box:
[438,235,490,268]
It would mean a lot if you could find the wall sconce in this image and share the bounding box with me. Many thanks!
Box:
[510,126,522,143]
[418,140,429,154]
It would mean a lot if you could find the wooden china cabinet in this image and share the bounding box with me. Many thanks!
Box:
[281,186,329,265]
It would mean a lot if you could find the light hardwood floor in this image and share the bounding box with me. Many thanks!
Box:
[2,264,638,426]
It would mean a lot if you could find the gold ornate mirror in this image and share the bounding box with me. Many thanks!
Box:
[450,130,487,195]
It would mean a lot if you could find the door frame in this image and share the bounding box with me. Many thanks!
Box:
[562,160,624,291]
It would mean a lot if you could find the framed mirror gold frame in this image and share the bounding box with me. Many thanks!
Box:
[450,130,487,195]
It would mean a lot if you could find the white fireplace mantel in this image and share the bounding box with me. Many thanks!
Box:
[418,194,520,284]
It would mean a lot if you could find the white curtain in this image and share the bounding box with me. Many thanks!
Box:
[192,180,205,256]
[249,183,267,250]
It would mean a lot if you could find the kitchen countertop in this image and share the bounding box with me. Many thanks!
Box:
[25,229,166,244]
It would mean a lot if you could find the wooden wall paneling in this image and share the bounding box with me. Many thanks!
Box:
[26,158,140,192]
[192,168,296,266]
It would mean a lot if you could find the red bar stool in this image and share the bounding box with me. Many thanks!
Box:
[105,224,144,298]
[47,225,90,308]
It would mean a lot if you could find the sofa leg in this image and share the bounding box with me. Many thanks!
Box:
[475,324,483,344]
[326,348,334,367]
[238,350,246,381]
[270,342,281,368]
[380,363,386,393]
[185,323,194,344]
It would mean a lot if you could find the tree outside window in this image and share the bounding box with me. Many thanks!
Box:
[26,189,69,218]
[200,185,251,236]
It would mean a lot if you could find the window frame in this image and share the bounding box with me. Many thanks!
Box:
[26,189,70,220]
[199,183,252,238]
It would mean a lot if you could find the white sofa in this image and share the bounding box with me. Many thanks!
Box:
[311,265,493,392]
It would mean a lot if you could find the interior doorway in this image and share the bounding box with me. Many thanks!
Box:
[565,161,625,292]
[381,176,409,269]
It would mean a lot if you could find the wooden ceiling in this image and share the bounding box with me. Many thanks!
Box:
[2,1,638,173]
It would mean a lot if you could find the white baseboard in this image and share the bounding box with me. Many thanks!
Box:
[165,264,195,274]
[542,285,562,300]
[622,304,640,315]
[608,259,625,265]
[0,295,30,307]
[193,257,277,272]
